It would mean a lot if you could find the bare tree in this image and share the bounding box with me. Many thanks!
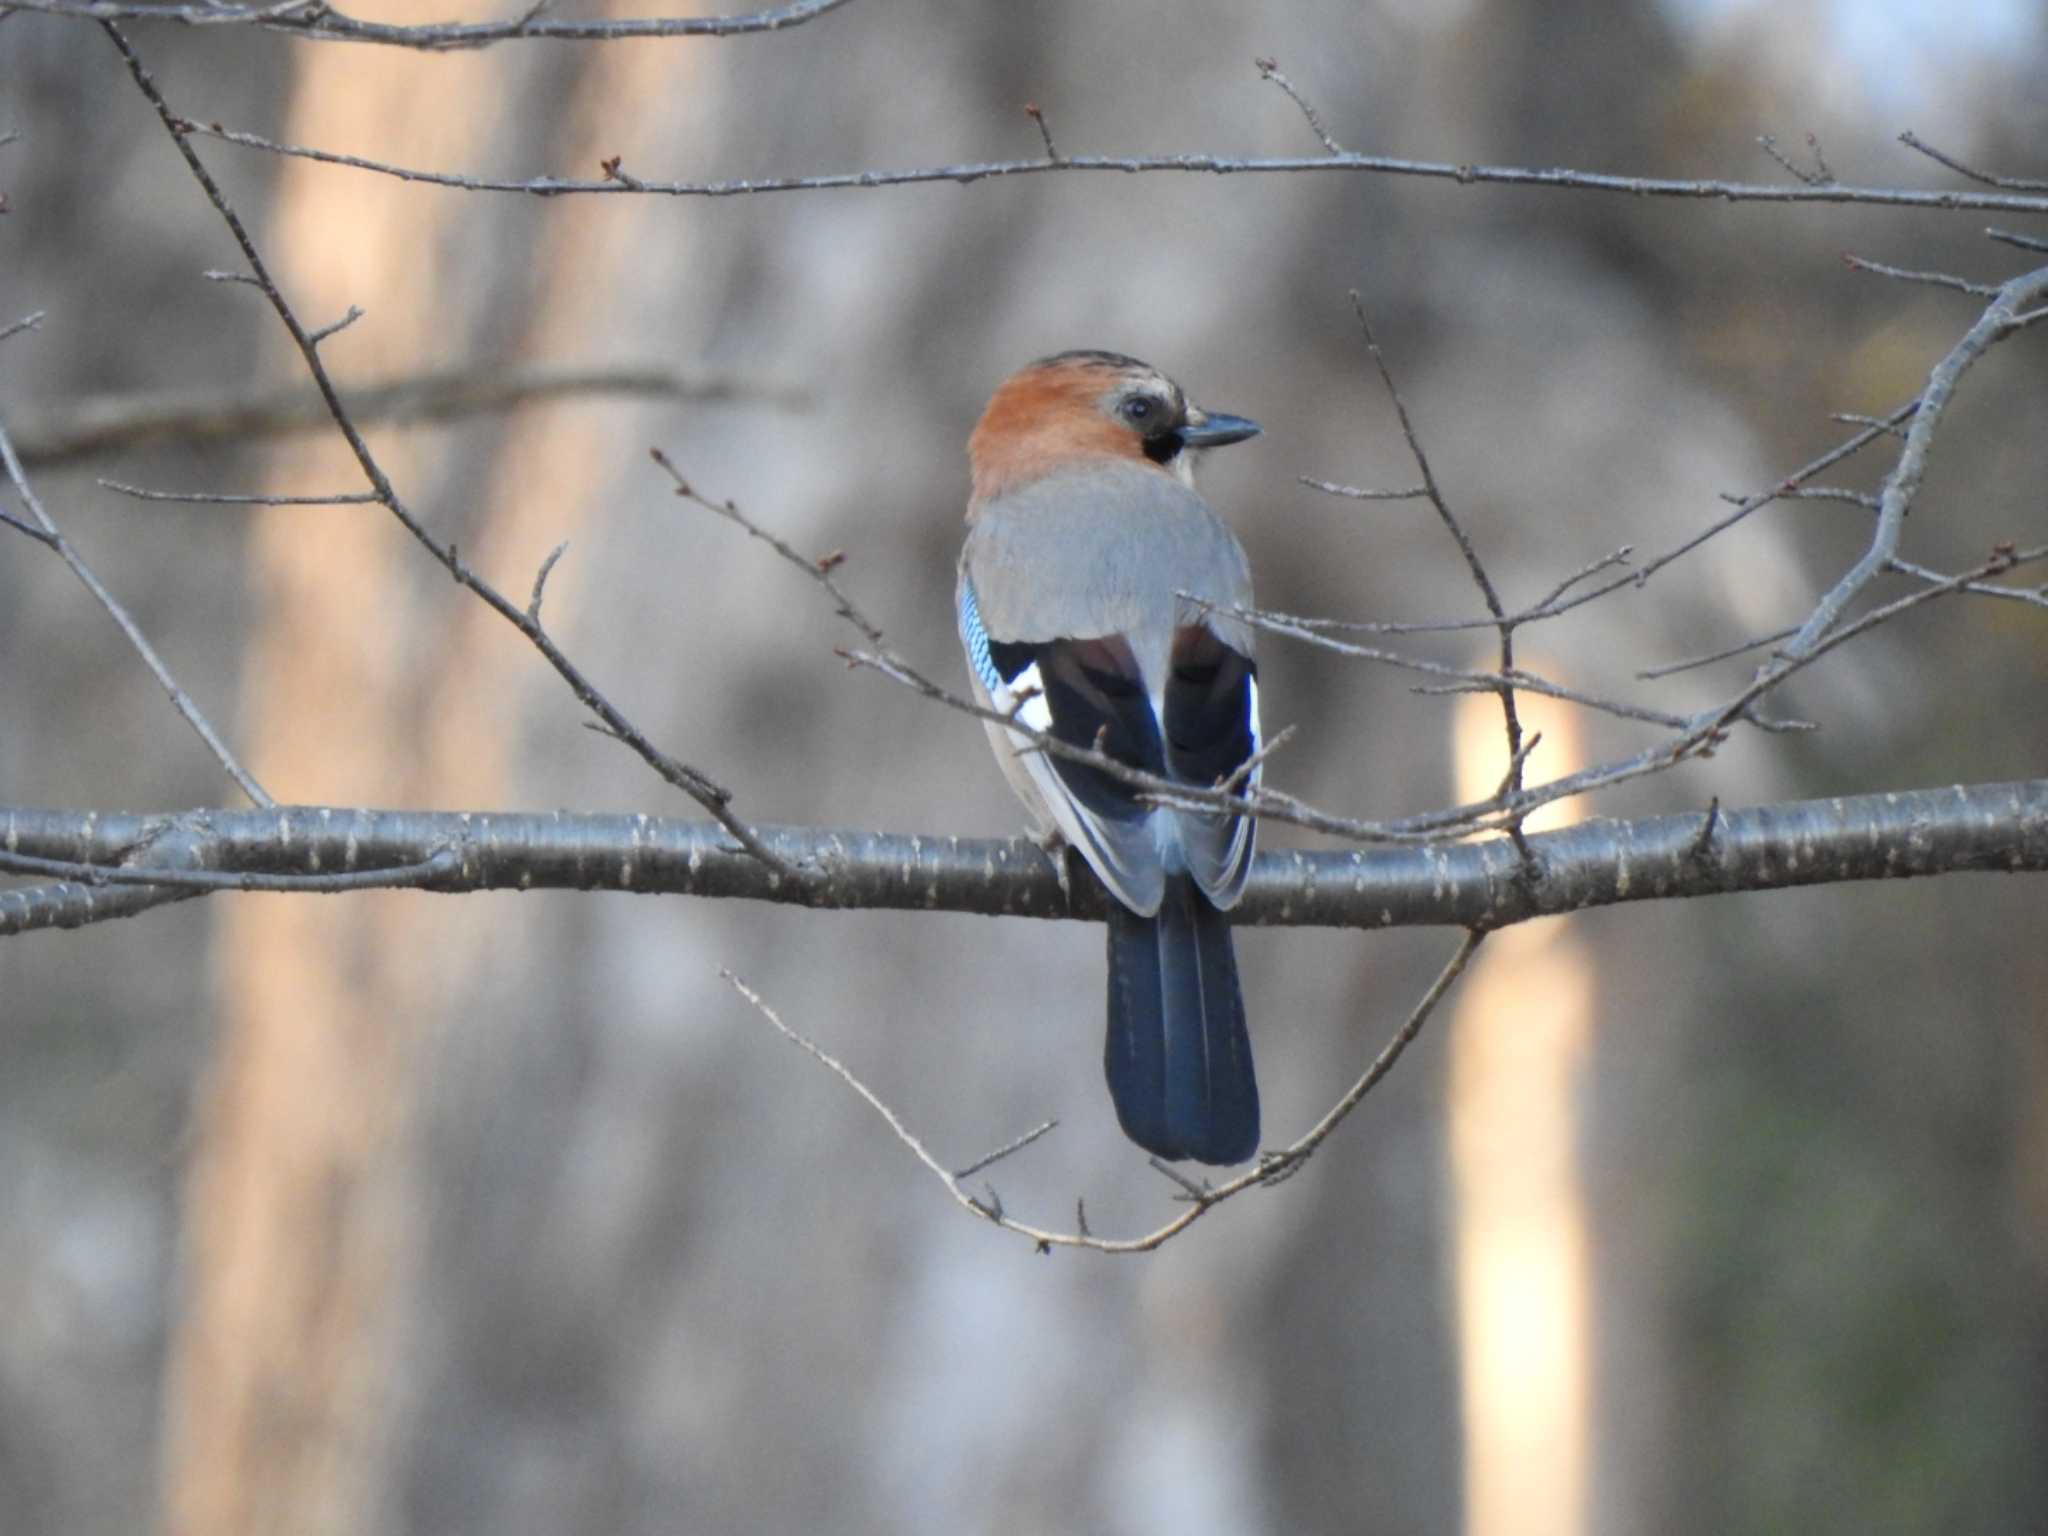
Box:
[2,5,2044,1533]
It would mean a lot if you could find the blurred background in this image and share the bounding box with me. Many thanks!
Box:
[3,2,2046,1532]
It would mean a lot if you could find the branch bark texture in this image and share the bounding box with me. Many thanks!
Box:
[4,778,2042,937]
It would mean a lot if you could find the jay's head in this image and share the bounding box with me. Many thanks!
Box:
[968,350,1260,507]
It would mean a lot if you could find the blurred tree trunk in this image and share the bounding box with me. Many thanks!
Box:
[154,30,494,1536]
[151,13,683,1531]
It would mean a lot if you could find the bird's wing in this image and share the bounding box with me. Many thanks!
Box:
[1161,625,1260,910]
[960,577,1169,914]
[959,464,1261,914]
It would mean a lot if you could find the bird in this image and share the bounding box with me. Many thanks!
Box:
[956,350,1265,1165]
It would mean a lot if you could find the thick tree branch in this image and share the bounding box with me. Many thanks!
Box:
[4,778,2042,936]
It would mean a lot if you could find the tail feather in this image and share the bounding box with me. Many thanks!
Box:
[1103,878,1259,1165]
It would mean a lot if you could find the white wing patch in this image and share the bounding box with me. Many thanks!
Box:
[1192,674,1260,910]
[1002,660,1051,734]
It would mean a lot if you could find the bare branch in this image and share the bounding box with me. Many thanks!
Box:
[1281,395,1921,647]
[174,118,2048,216]
[528,541,571,624]
[1783,266,2048,657]
[1988,227,2048,254]
[0,504,59,547]
[1238,612,1740,732]
[1340,296,1532,842]
[8,779,2042,941]
[1252,930,1485,1182]
[12,361,806,470]
[4,0,859,47]
[1888,554,2048,609]
[1255,56,1345,155]
[1638,625,1799,681]
[1842,252,2001,296]
[0,416,275,807]
[1298,475,1430,502]
[0,878,200,932]
[654,449,886,647]
[951,1119,1060,1181]
[98,479,381,506]
[0,845,459,894]
[1757,131,1835,187]
[1021,103,1060,163]
[107,20,789,873]
[720,926,1483,1251]
[0,310,44,345]
[306,303,364,345]
[1898,129,2048,193]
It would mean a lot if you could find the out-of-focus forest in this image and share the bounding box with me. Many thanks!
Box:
[2,2,2045,1533]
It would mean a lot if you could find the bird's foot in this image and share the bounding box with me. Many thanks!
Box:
[1032,824,1075,905]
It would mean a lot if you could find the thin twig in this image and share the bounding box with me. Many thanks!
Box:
[528,541,571,624]
[1147,1158,1210,1201]
[1255,57,1344,155]
[1784,266,2048,657]
[0,505,59,547]
[1237,543,1629,639]
[951,1119,1060,1181]
[98,479,381,506]
[107,22,789,873]
[1241,613,1733,731]
[1721,484,1879,511]
[718,927,1483,1251]
[1758,133,1833,187]
[0,846,459,893]
[306,303,364,345]
[13,361,806,470]
[1022,103,1060,162]
[1841,253,2000,296]
[1987,227,2048,254]
[1898,130,2048,193]
[1254,930,1485,1178]
[1889,554,2048,609]
[1218,723,1297,795]
[1526,545,1635,614]
[1344,296,1531,848]
[0,415,275,807]
[174,118,2048,216]
[1637,624,1799,680]
[0,310,44,345]
[1298,475,1430,502]
[1828,411,1910,436]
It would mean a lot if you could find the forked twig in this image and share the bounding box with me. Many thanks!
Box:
[719,929,1483,1251]
[105,20,790,875]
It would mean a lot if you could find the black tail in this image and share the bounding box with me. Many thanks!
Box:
[1103,877,1259,1165]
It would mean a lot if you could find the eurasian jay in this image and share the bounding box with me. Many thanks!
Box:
[957,350,1264,1165]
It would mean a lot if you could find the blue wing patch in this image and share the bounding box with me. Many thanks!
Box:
[958,580,1006,697]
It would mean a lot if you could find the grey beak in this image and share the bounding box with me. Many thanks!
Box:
[1181,408,1262,448]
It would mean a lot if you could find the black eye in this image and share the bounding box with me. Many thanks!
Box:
[1121,396,1157,425]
